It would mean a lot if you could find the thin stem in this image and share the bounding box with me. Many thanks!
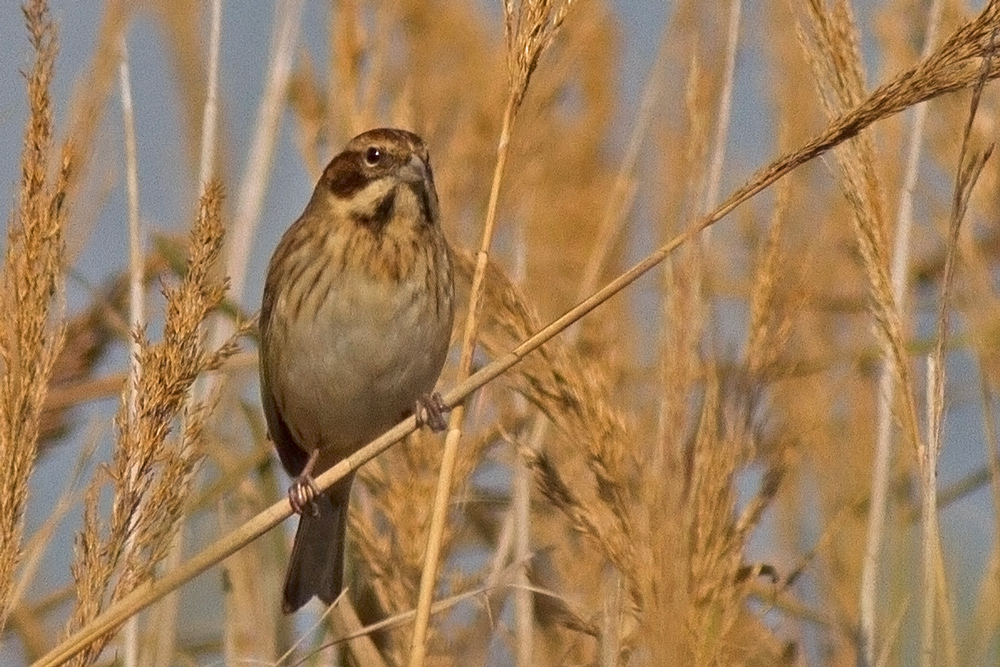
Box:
[513,417,543,666]
[599,570,621,666]
[160,3,225,663]
[223,0,303,306]
[197,0,223,188]
[511,183,533,666]
[578,28,669,295]
[408,94,519,667]
[702,0,741,217]
[119,43,143,399]
[859,1,943,661]
[118,33,143,667]
[921,357,941,667]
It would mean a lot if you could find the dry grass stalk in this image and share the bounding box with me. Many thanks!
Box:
[62,182,237,665]
[0,0,71,635]
[922,357,942,667]
[718,0,1000,230]
[39,251,173,417]
[701,0,742,216]
[409,1,576,663]
[197,0,223,188]
[349,423,498,658]
[682,373,752,665]
[147,3,225,663]
[745,180,796,379]
[891,4,946,656]
[10,424,97,615]
[116,33,143,667]
[966,369,1000,664]
[503,0,575,110]
[60,0,130,243]
[921,52,994,666]
[455,248,632,560]
[578,29,667,297]
[799,3,925,660]
[459,236,781,664]
[224,1,304,307]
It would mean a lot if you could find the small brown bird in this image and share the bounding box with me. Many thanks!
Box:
[259,128,454,613]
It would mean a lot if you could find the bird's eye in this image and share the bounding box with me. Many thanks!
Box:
[364,146,382,166]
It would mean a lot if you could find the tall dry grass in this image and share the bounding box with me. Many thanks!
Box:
[4,0,1000,665]
[0,0,70,637]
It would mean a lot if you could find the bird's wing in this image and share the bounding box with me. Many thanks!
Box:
[260,361,309,477]
[259,278,309,478]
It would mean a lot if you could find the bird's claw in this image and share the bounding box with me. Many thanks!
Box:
[415,392,449,432]
[288,475,320,516]
[288,448,321,516]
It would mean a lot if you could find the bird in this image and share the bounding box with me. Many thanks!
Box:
[258,128,454,613]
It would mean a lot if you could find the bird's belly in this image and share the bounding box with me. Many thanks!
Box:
[269,274,451,462]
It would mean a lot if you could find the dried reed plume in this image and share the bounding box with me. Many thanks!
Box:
[0,0,70,635]
[63,181,238,665]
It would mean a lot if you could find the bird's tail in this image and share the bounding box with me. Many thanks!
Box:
[282,478,352,614]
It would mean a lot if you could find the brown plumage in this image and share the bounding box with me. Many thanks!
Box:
[259,128,454,613]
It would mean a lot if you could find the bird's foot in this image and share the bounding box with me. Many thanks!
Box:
[415,392,449,432]
[288,449,320,516]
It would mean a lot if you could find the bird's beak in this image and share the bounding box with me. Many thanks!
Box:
[398,154,429,185]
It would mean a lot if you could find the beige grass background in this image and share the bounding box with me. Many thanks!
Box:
[1,0,999,665]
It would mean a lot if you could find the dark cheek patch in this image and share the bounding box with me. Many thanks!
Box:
[326,155,368,198]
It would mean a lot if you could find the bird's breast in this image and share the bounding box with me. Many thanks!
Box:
[265,261,452,462]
